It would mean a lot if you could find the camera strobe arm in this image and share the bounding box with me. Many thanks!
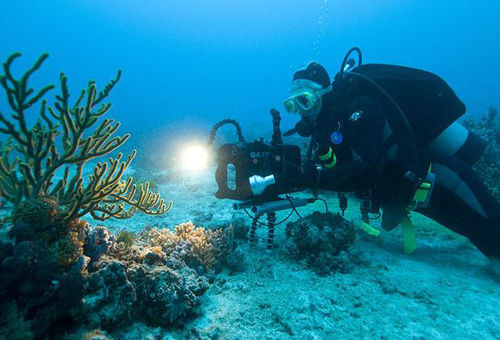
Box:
[233,196,315,215]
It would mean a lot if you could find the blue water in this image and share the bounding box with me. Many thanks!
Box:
[1,0,499,149]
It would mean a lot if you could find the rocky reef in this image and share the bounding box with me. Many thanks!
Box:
[82,248,210,330]
[281,211,358,276]
[0,206,241,338]
[83,221,241,331]
[463,107,500,200]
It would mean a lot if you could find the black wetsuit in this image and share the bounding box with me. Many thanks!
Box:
[311,64,500,259]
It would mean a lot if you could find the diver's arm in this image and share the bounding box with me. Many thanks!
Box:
[316,160,383,192]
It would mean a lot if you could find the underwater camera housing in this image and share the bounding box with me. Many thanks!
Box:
[212,109,309,213]
[211,111,319,251]
[214,141,302,201]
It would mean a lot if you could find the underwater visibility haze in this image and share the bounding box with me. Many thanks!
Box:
[0,1,500,339]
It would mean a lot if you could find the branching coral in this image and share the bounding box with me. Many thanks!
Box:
[137,222,239,275]
[140,222,216,272]
[109,230,140,263]
[0,52,175,338]
[0,52,246,338]
[0,53,171,222]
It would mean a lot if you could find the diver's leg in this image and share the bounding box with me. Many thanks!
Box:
[417,155,500,258]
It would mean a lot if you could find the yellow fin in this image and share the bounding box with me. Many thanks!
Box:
[401,214,417,254]
[360,221,381,237]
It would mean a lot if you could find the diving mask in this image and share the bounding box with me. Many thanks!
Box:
[283,79,333,116]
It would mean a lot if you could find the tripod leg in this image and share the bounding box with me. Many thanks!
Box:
[266,212,277,253]
[248,215,259,245]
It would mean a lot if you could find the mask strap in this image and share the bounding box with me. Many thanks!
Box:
[318,84,333,96]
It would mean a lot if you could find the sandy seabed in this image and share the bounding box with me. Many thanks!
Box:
[78,164,500,339]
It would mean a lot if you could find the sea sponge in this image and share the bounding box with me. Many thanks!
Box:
[129,264,209,326]
[282,212,357,275]
[84,226,115,261]
[49,230,85,268]
[83,261,137,329]
[83,248,210,329]
[83,329,112,340]
[223,247,247,273]
[229,216,250,239]
[9,198,89,268]
[10,197,62,243]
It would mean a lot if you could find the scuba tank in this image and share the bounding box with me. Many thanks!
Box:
[331,47,484,179]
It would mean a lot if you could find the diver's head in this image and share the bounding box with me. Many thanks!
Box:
[283,62,333,136]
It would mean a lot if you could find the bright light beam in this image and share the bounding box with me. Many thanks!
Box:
[181,144,209,171]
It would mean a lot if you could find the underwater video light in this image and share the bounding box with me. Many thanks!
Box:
[182,144,209,171]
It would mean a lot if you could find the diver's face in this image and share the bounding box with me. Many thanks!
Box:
[298,94,322,120]
[284,79,325,118]
[283,79,333,137]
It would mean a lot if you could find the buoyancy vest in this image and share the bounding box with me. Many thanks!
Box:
[341,64,466,146]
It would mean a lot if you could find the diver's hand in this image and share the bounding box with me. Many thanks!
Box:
[273,161,317,192]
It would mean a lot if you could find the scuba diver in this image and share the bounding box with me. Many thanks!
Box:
[282,48,500,274]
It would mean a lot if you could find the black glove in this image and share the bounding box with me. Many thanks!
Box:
[274,161,318,193]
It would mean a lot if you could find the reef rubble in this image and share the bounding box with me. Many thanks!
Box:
[463,107,500,200]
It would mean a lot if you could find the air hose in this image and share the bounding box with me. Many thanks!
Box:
[207,119,245,147]
[339,47,363,78]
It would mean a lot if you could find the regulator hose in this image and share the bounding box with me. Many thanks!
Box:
[346,71,420,178]
[339,47,362,84]
[207,119,246,147]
